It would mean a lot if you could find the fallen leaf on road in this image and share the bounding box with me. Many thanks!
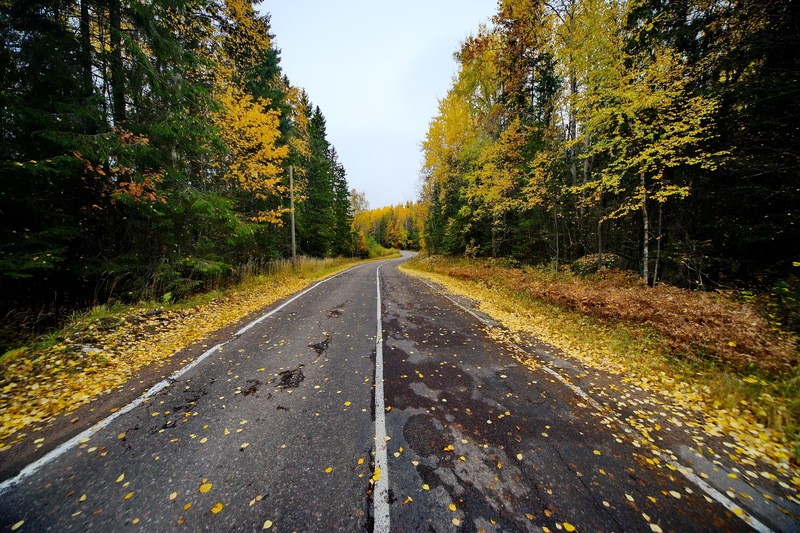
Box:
[11,520,24,531]
[449,503,457,512]
[563,523,576,532]
[422,484,430,490]
[183,503,192,511]
[402,497,413,505]
[169,492,177,500]
[124,492,134,500]
[211,502,223,514]
[199,483,212,493]
[116,473,125,483]
[372,468,382,482]
[325,467,333,473]
[263,520,273,529]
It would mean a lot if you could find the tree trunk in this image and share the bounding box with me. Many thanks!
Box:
[641,172,650,283]
[653,201,663,285]
[109,0,126,125]
[80,0,93,95]
[553,205,559,268]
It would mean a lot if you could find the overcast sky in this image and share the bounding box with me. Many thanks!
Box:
[260,1,497,209]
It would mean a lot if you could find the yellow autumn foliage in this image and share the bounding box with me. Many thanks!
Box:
[213,84,288,223]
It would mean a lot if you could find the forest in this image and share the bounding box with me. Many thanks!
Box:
[420,0,798,308]
[0,0,354,338]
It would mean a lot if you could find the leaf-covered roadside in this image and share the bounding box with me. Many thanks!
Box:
[402,256,800,490]
[0,257,359,451]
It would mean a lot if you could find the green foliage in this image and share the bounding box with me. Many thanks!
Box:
[0,0,354,342]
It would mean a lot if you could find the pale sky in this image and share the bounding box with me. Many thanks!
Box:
[260,1,498,209]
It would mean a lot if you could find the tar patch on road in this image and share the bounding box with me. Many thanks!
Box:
[276,366,305,389]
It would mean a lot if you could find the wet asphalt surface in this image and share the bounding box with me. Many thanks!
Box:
[0,254,755,531]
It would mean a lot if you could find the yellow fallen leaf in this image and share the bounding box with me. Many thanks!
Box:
[117,433,126,439]
[625,494,634,502]
[200,437,208,444]
[516,453,523,460]
[422,484,430,490]
[211,502,224,514]
[79,494,87,502]
[668,490,681,499]
[224,428,230,435]
[11,520,24,531]
[263,520,273,529]
[544,509,553,518]
[116,474,125,483]
[649,524,663,533]
[199,483,212,493]
[357,458,365,465]
[402,496,413,505]
[169,492,177,500]
[372,468,382,482]
[452,518,461,526]
[593,450,601,455]
[344,401,351,406]
[563,523,576,532]
[131,518,140,525]
[124,492,134,500]
[449,503,456,512]
[183,502,192,511]
[241,443,250,449]
[325,467,333,474]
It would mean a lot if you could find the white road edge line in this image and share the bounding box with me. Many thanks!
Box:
[412,274,774,533]
[0,262,367,496]
[373,264,390,533]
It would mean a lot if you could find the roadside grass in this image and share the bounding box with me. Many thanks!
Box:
[402,255,800,468]
[0,255,371,449]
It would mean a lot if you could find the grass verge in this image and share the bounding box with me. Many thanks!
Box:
[402,255,800,477]
[0,256,369,450]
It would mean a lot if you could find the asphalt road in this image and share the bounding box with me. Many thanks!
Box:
[0,253,783,531]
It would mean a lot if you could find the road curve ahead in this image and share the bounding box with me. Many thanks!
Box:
[0,253,761,531]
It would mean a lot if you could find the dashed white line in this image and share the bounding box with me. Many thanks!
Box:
[373,264,390,533]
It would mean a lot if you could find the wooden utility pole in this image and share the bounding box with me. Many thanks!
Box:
[289,165,297,268]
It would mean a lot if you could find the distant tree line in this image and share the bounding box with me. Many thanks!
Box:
[0,0,354,325]
[351,197,424,254]
[421,0,799,292]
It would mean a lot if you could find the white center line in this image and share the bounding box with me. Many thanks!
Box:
[373,265,390,533]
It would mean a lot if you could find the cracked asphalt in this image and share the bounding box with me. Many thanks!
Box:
[0,253,767,531]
